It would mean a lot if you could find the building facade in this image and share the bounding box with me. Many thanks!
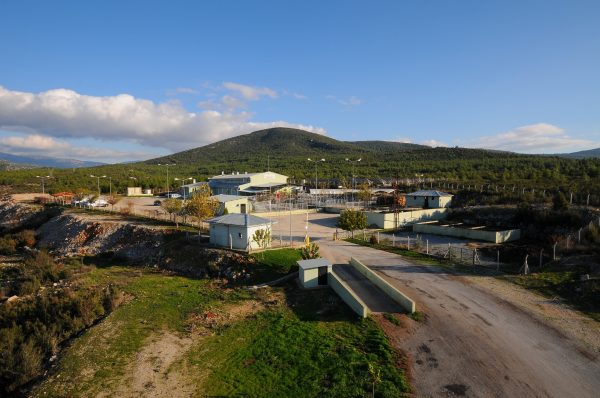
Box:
[405,190,453,208]
[208,213,275,250]
[208,171,288,196]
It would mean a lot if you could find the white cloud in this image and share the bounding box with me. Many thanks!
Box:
[222,82,277,100]
[472,123,598,153]
[0,134,158,162]
[421,139,448,147]
[166,87,199,96]
[326,95,363,107]
[0,86,325,154]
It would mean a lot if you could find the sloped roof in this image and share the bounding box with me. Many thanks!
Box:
[211,194,246,203]
[208,213,276,227]
[407,190,453,197]
[297,258,331,270]
[209,171,287,180]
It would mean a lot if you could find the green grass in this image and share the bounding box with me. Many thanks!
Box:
[383,313,401,326]
[34,266,231,396]
[186,287,409,397]
[504,270,600,322]
[249,248,303,283]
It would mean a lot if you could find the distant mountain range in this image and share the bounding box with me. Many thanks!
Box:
[557,147,600,159]
[0,152,106,169]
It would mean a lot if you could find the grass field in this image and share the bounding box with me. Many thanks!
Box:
[32,254,409,397]
[249,248,303,283]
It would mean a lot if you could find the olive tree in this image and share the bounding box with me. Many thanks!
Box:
[337,209,367,238]
[184,185,220,234]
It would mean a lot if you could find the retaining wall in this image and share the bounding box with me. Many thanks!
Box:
[328,271,369,318]
[350,257,416,313]
[366,208,449,229]
[413,222,521,243]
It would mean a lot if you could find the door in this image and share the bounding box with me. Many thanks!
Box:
[318,266,328,285]
[240,204,247,214]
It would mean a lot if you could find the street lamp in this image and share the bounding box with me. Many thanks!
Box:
[307,158,325,206]
[90,175,107,197]
[35,175,51,195]
[174,177,193,200]
[158,163,176,196]
[345,158,362,201]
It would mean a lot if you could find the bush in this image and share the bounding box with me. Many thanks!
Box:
[338,209,367,238]
[16,230,36,248]
[0,236,17,255]
[369,234,378,244]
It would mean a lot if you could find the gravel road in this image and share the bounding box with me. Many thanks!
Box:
[320,240,600,398]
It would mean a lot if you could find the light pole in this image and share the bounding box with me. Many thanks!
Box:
[345,158,361,202]
[307,158,325,206]
[158,163,176,196]
[90,175,107,197]
[35,175,51,195]
[174,177,193,201]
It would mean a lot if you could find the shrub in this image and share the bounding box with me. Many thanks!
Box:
[369,234,378,244]
[301,243,320,260]
[16,229,36,248]
[0,236,17,254]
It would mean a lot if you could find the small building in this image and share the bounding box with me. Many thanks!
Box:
[298,258,332,288]
[212,194,250,215]
[405,190,453,208]
[126,187,152,196]
[180,181,208,198]
[208,213,275,251]
[208,171,289,196]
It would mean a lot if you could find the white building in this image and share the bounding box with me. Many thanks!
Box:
[208,213,275,251]
[405,190,453,208]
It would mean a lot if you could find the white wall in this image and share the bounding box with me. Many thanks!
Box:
[209,223,273,250]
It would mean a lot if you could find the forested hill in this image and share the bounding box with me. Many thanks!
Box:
[147,127,518,165]
[560,148,600,159]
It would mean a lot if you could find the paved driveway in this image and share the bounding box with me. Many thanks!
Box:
[319,240,600,398]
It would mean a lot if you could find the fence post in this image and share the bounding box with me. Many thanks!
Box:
[496,250,500,271]
[539,248,543,269]
[426,239,429,255]
[578,228,582,244]
[407,236,411,250]
[553,242,557,260]
[392,234,395,246]
[377,231,380,244]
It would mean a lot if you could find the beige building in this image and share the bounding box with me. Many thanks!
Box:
[126,187,152,196]
[298,258,332,288]
[208,171,288,196]
[405,190,453,208]
[212,194,250,215]
[208,214,275,251]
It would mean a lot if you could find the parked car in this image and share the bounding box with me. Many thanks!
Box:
[165,193,182,199]
[89,199,109,208]
[154,199,162,206]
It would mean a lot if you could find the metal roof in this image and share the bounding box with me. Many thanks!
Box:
[209,171,287,180]
[406,190,453,197]
[208,213,276,227]
[297,258,331,270]
[211,194,246,203]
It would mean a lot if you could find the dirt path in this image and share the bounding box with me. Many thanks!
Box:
[320,240,600,398]
[105,332,195,398]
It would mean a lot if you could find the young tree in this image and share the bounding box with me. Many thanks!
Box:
[337,209,367,238]
[301,242,320,259]
[553,192,569,211]
[106,195,122,213]
[252,228,272,254]
[358,183,372,209]
[184,185,220,234]
[162,198,183,228]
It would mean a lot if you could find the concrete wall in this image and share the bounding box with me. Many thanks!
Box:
[300,267,319,288]
[219,198,249,215]
[366,208,449,229]
[413,222,521,243]
[350,257,416,313]
[328,271,369,318]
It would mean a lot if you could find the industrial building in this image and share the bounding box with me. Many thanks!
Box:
[208,171,289,196]
[211,194,250,215]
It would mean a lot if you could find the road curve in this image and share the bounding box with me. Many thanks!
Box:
[320,240,600,398]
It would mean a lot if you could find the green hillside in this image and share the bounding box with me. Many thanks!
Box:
[0,127,599,197]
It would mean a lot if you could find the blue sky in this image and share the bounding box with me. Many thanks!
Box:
[0,0,599,162]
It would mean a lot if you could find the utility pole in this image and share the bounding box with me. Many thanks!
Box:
[36,175,51,195]
[90,174,106,197]
[345,158,361,202]
[158,163,176,195]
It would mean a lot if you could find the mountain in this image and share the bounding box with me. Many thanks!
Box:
[559,148,600,159]
[0,152,106,168]
[147,127,511,166]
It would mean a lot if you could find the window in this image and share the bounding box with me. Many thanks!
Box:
[413,196,417,200]
[238,232,243,239]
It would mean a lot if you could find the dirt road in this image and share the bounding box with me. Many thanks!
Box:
[320,240,600,398]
